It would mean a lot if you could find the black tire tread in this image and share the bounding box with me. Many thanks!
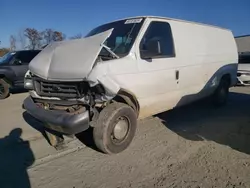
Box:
[212,76,230,106]
[0,79,10,100]
[93,102,137,154]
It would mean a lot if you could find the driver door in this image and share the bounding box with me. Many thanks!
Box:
[135,20,181,117]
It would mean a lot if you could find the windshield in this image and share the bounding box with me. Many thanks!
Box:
[85,18,145,57]
[0,52,16,64]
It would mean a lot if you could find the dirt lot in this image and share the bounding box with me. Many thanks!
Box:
[1,87,250,188]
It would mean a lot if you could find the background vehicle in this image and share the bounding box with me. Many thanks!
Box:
[23,16,238,154]
[0,50,41,99]
[237,53,250,86]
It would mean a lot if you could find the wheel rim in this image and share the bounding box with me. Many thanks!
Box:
[112,116,129,141]
[0,83,5,96]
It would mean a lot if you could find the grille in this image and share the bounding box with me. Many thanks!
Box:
[33,77,88,98]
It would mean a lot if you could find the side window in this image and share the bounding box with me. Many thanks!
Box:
[16,51,40,64]
[140,21,175,59]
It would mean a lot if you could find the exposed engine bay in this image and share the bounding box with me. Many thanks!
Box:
[28,73,109,118]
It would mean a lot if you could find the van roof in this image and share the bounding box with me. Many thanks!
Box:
[109,15,230,31]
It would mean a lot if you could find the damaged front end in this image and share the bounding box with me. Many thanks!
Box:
[23,71,115,136]
[22,17,145,153]
[23,84,116,140]
[22,29,120,137]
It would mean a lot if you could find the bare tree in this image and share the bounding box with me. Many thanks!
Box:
[0,48,10,57]
[9,27,67,50]
[69,33,83,39]
[9,35,16,51]
[41,29,54,45]
[42,29,66,45]
[17,29,27,50]
[24,28,42,50]
[52,31,65,42]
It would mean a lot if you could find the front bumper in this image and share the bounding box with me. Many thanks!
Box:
[23,96,90,135]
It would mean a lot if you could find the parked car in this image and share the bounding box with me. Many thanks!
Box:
[237,53,250,86]
[0,50,41,99]
[23,16,238,154]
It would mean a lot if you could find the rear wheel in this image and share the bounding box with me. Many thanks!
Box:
[212,77,230,106]
[93,102,137,154]
[0,79,10,100]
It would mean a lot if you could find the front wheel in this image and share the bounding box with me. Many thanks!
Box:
[0,79,10,100]
[212,77,230,106]
[93,102,137,154]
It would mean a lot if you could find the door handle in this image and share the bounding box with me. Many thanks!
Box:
[175,70,179,80]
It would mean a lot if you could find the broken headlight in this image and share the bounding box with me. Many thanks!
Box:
[24,70,34,90]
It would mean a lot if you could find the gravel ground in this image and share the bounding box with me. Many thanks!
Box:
[2,87,250,188]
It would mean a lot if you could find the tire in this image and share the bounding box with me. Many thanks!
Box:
[212,77,230,106]
[0,79,10,100]
[93,102,137,154]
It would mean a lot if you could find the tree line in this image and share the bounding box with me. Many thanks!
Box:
[0,28,83,56]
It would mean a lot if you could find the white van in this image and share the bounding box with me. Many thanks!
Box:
[23,16,238,154]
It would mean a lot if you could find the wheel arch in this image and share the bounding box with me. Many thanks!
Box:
[221,73,231,86]
[112,88,140,117]
[0,74,12,86]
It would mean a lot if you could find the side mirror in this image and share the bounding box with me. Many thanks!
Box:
[141,38,162,59]
[14,59,22,65]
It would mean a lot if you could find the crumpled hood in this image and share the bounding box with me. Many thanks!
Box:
[29,29,113,81]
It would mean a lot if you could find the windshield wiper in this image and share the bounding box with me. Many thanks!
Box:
[101,43,119,59]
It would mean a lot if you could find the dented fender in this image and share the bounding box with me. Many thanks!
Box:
[97,75,120,96]
[87,63,120,97]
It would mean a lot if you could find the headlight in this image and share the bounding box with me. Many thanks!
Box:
[24,70,34,90]
[24,70,32,79]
